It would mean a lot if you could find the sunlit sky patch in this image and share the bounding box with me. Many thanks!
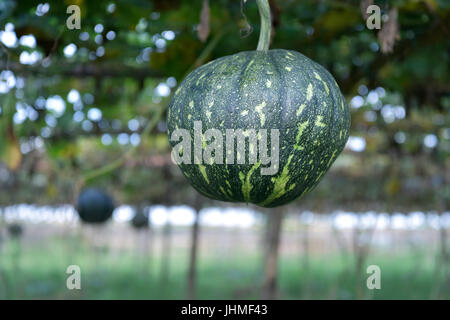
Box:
[345,136,366,152]
[63,43,77,57]
[0,23,17,47]
[155,82,170,97]
[87,108,102,122]
[45,95,66,116]
[19,51,42,65]
[19,34,36,48]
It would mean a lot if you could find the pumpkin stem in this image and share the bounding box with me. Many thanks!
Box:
[256,0,271,52]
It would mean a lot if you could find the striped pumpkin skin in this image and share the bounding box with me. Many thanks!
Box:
[167,49,350,208]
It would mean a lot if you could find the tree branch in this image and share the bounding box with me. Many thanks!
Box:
[0,61,163,79]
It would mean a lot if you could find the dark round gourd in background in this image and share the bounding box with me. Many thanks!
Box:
[131,208,149,229]
[7,223,23,238]
[77,188,115,224]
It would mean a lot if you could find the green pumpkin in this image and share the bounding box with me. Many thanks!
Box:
[167,49,350,208]
[167,0,347,208]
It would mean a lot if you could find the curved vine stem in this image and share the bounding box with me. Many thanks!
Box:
[256,0,272,52]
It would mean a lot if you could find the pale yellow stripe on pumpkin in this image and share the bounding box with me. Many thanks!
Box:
[314,72,329,94]
[239,162,261,202]
[285,66,292,72]
[296,104,306,117]
[266,80,272,88]
[322,81,329,94]
[189,100,194,108]
[219,186,232,199]
[326,149,338,168]
[294,121,308,150]
[259,155,295,206]
[314,170,326,182]
[198,165,210,184]
[315,115,326,127]
[245,60,254,73]
[255,101,267,126]
[295,121,309,144]
[196,73,206,86]
[306,83,313,101]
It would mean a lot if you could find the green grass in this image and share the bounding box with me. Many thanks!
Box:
[0,237,447,300]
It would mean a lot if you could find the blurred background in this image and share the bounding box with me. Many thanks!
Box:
[0,0,449,300]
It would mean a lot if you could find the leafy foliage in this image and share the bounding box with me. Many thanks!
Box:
[0,0,448,209]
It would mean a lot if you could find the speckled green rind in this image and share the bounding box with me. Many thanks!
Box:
[167,49,350,208]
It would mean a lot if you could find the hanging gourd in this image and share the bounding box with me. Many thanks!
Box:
[77,188,115,224]
[131,207,149,230]
[167,0,350,208]
[7,223,23,239]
